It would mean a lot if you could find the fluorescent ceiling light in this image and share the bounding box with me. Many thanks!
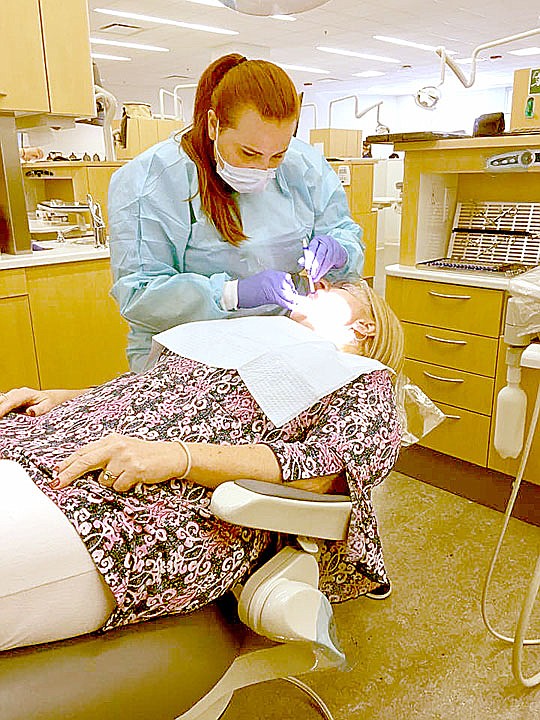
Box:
[508,46,540,56]
[317,46,400,64]
[353,70,385,78]
[91,52,131,62]
[270,14,297,21]
[173,83,198,89]
[94,8,238,35]
[278,63,330,74]
[90,37,170,52]
[373,35,452,52]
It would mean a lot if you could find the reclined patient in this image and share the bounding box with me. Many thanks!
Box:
[0,280,404,652]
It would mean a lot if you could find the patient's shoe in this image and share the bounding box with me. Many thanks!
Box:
[365,582,392,600]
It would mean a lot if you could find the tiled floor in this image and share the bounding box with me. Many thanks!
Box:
[223,472,540,719]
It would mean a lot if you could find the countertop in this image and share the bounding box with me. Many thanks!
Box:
[0,240,110,269]
[385,263,512,290]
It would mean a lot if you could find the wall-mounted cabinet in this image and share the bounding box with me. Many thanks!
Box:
[0,0,94,116]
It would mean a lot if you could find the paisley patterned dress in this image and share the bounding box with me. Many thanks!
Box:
[0,350,401,633]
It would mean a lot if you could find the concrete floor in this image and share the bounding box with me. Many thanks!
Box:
[223,471,540,719]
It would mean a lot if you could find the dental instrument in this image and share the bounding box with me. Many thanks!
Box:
[302,237,316,294]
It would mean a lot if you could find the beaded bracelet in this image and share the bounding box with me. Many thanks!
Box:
[175,439,192,480]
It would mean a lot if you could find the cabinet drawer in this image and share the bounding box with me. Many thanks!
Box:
[405,359,494,415]
[403,322,498,376]
[0,269,27,298]
[420,402,490,467]
[386,277,504,337]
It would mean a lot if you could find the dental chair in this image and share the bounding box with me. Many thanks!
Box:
[0,479,352,720]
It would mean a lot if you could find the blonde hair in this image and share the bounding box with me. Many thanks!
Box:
[338,280,405,376]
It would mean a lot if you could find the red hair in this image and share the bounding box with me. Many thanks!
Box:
[182,54,300,246]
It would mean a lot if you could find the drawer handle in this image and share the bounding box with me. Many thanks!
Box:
[428,290,472,300]
[0,91,7,97]
[425,334,467,346]
[423,371,464,384]
[445,413,461,420]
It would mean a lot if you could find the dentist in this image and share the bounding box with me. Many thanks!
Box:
[108,53,364,372]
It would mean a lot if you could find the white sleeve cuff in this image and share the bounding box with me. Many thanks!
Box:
[221,279,239,311]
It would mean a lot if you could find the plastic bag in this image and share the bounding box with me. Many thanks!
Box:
[508,267,540,338]
[394,373,446,447]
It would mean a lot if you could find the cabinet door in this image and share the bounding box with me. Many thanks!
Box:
[26,260,129,389]
[87,166,119,228]
[0,296,40,391]
[39,0,95,116]
[0,0,49,113]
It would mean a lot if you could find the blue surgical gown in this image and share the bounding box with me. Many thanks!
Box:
[108,135,364,371]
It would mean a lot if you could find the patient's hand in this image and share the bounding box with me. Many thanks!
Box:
[0,387,86,419]
[53,433,188,493]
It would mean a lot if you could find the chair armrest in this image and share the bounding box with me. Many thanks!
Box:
[210,479,351,541]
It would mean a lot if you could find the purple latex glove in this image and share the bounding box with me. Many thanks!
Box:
[300,235,348,283]
[237,270,299,310]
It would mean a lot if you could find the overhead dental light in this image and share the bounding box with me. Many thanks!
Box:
[328,96,390,133]
[415,26,540,110]
[218,0,329,16]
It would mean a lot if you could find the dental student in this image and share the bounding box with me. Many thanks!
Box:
[108,53,364,372]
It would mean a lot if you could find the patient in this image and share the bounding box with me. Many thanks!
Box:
[0,280,404,651]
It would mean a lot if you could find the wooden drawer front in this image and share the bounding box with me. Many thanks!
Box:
[405,359,494,415]
[403,322,498,376]
[420,402,490,467]
[386,277,503,337]
[0,269,27,298]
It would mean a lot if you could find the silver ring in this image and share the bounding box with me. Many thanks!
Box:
[102,470,119,482]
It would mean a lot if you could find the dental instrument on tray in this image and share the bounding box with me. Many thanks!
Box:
[301,238,315,294]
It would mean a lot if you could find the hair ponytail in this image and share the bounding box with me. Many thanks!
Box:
[182,54,299,247]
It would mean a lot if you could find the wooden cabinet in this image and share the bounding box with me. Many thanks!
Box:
[0,0,49,113]
[25,260,129,389]
[39,0,94,116]
[0,0,93,115]
[23,162,122,230]
[387,275,503,466]
[112,118,184,160]
[0,270,39,391]
[329,160,377,278]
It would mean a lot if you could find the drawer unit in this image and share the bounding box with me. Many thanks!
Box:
[420,402,491,467]
[404,359,495,416]
[386,275,505,467]
[386,277,504,337]
[402,322,498,377]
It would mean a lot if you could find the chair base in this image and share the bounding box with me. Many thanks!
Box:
[179,641,340,720]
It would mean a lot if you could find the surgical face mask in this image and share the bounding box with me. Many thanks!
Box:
[214,123,276,194]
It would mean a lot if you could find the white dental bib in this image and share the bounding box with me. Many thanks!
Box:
[149,316,386,427]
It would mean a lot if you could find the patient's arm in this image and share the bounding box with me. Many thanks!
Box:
[0,387,89,419]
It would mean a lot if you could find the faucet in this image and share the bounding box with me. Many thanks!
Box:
[86,194,107,247]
